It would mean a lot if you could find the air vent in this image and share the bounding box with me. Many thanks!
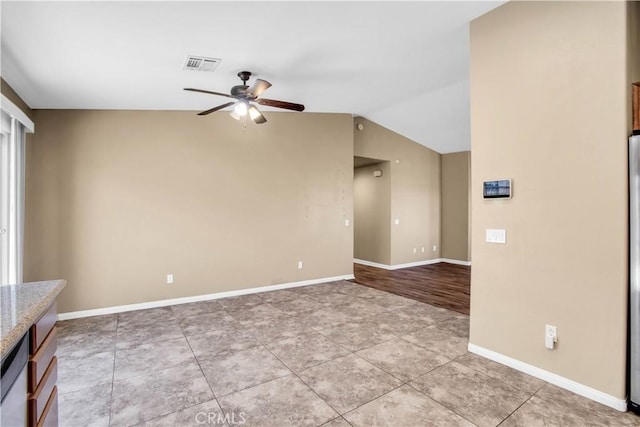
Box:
[183,56,221,72]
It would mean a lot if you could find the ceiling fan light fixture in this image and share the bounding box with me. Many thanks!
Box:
[248,105,261,120]
[234,102,248,117]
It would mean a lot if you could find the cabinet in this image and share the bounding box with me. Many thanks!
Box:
[27,303,58,427]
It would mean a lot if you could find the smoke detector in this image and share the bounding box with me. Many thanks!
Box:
[183,56,221,72]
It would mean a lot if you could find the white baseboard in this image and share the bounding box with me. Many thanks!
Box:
[58,274,355,321]
[353,258,471,270]
[468,343,627,412]
[440,258,472,266]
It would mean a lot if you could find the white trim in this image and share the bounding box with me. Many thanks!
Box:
[1,95,34,133]
[58,274,355,320]
[468,343,628,412]
[440,258,472,266]
[354,258,471,270]
[353,259,395,269]
[384,259,442,269]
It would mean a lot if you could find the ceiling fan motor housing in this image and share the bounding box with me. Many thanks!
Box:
[231,85,249,97]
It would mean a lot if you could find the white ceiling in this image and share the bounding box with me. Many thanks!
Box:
[1,1,503,154]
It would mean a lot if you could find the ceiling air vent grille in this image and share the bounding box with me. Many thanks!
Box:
[183,56,221,72]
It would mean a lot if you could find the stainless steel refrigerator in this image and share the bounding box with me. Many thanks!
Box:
[630,132,640,414]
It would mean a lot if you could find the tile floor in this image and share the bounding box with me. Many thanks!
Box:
[56,280,639,427]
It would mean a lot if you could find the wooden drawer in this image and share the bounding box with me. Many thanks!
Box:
[28,356,57,426]
[30,303,57,354]
[28,327,57,393]
[36,386,58,427]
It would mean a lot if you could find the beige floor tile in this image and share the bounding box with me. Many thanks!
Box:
[170,300,225,319]
[239,315,317,342]
[187,326,260,359]
[532,384,640,426]
[137,399,226,427]
[402,325,468,359]
[305,307,362,329]
[229,303,290,324]
[394,302,459,324]
[110,362,214,426]
[356,338,450,381]
[117,307,176,327]
[57,314,118,336]
[58,382,111,427]
[270,296,320,316]
[436,313,470,338]
[218,375,338,427]
[266,330,350,372]
[320,417,351,427]
[370,310,436,336]
[217,293,266,311]
[258,289,300,304]
[198,346,292,397]
[332,299,391,318]
[317,321,397,351]
[116,321,184,345]
[298,354,402,414]
[455,352,544,394]
[411,361,531,427]
[58,350,115,394]
[57,330,117,358]
[178,311,239,336]
[356,292,417,310]
[344,385,474,427]
[114,337,195,380]
[55,282,638,427]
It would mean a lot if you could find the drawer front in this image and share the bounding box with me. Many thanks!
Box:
[30,303,57,354]
[36,387,58,427]
[28,356,57,425]
[28,327,57,393]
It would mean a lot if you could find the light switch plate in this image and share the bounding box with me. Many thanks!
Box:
[486,229,506,244]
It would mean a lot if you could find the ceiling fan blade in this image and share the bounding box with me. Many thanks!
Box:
[197,101,236,116]
[184,88,235,99]
[256,98,305,112]
[245,79,272,99]
[248,105,267,124]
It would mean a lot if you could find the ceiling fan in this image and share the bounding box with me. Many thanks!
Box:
[184,71,305,124]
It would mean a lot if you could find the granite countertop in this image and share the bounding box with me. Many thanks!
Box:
[1,279,66,359]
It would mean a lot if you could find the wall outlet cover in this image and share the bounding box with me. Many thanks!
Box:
[486,229,507,244]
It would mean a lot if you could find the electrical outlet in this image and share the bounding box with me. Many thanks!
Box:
[298,261,303,269]
[413,248,417,254]
[344,219,350,227]
[421,247,425,253]
[545,324,557,349]
[432,245,437,252]
[167,274,174,284]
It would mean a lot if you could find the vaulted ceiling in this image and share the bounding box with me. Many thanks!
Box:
[1,1,503,153]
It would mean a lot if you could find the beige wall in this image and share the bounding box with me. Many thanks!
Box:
[25,110,354,313]
[354,118,441,265]
[1,77,33,120]
[441,151,470,262]
[354,162,391,264]
[470,1,634,399]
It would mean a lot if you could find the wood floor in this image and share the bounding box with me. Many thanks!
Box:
[352,262,471,315]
